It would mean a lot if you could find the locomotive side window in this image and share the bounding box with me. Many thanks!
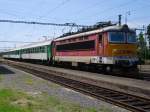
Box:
[56,40,95,51]
[99,34,102,44]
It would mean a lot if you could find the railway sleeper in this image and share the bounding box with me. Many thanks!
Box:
[143,106,150,110]
[106,94,124,98]
[99,93,118,97]
[130,101,150,106]
[118,98,137,102]
[138,104,150,108]
[122,99,142,104]
[111,96,129,100]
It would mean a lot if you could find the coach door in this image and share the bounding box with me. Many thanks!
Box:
[99,34,104,55]
[47,45,51,61]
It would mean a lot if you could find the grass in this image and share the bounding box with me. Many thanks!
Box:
[24,76,34,85]
[46,81,61,89]
[0,88,112,112]
[0,89,30,112]
[0,75,2,81]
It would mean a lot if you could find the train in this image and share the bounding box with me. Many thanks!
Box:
[1,23,139,73]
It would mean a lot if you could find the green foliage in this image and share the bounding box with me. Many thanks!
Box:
[137,32,146,60]
[0,75,2,81]
[138,32,146,47]
[147,24,150,41]
[24,76,34,85]
[137,31,150,61]
[0,89,30,112]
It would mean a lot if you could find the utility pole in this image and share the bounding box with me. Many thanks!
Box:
[143,25,148,60]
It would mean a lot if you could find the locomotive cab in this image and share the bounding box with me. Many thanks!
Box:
[100,25,139,73]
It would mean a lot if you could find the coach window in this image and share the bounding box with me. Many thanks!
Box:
[42,47,44,53]
[41,47,43,53]
[35,48,37,53]
[38,47,39,53]
[41,47,44,53]
[39,47,41,52]
[31,48,33,53]
[43,47,45,53]
[37,48,39,53]
[29,49,30,53]
[33,48,35,53]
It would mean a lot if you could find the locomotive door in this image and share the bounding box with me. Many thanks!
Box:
[98,34,104,55]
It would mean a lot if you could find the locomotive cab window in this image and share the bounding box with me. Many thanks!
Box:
[127,32,136,43]
[109,32,125,43]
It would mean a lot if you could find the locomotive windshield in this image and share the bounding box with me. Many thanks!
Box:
[109,32,136,43]
[109,32,125,43]
[127,33,136,43]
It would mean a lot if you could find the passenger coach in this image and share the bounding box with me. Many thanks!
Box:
[3,40,52,63]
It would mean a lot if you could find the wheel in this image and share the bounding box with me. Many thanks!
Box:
[104,65,113,74]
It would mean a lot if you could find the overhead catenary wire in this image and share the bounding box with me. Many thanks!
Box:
[0,40,37,43]
[0,19,89,27]
[0,47,14,49]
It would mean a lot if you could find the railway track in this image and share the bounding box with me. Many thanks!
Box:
[2,60,150,112]
[139,72,150,81]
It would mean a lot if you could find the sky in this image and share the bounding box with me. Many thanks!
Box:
[0,0,150,51]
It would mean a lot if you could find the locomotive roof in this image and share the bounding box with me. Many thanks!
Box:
[4,39,52,52]
[55,25,135,41]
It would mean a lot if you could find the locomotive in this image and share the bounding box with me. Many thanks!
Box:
[2,23,139,73]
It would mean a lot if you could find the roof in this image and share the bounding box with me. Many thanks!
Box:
[4,39,52,52]
[55,25,135,41]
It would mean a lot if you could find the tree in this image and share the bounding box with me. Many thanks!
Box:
[137,32,147,61]
[138,32,145,48]
[147,24,150,42]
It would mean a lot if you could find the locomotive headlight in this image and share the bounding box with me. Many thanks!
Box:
[113,49,117,52]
